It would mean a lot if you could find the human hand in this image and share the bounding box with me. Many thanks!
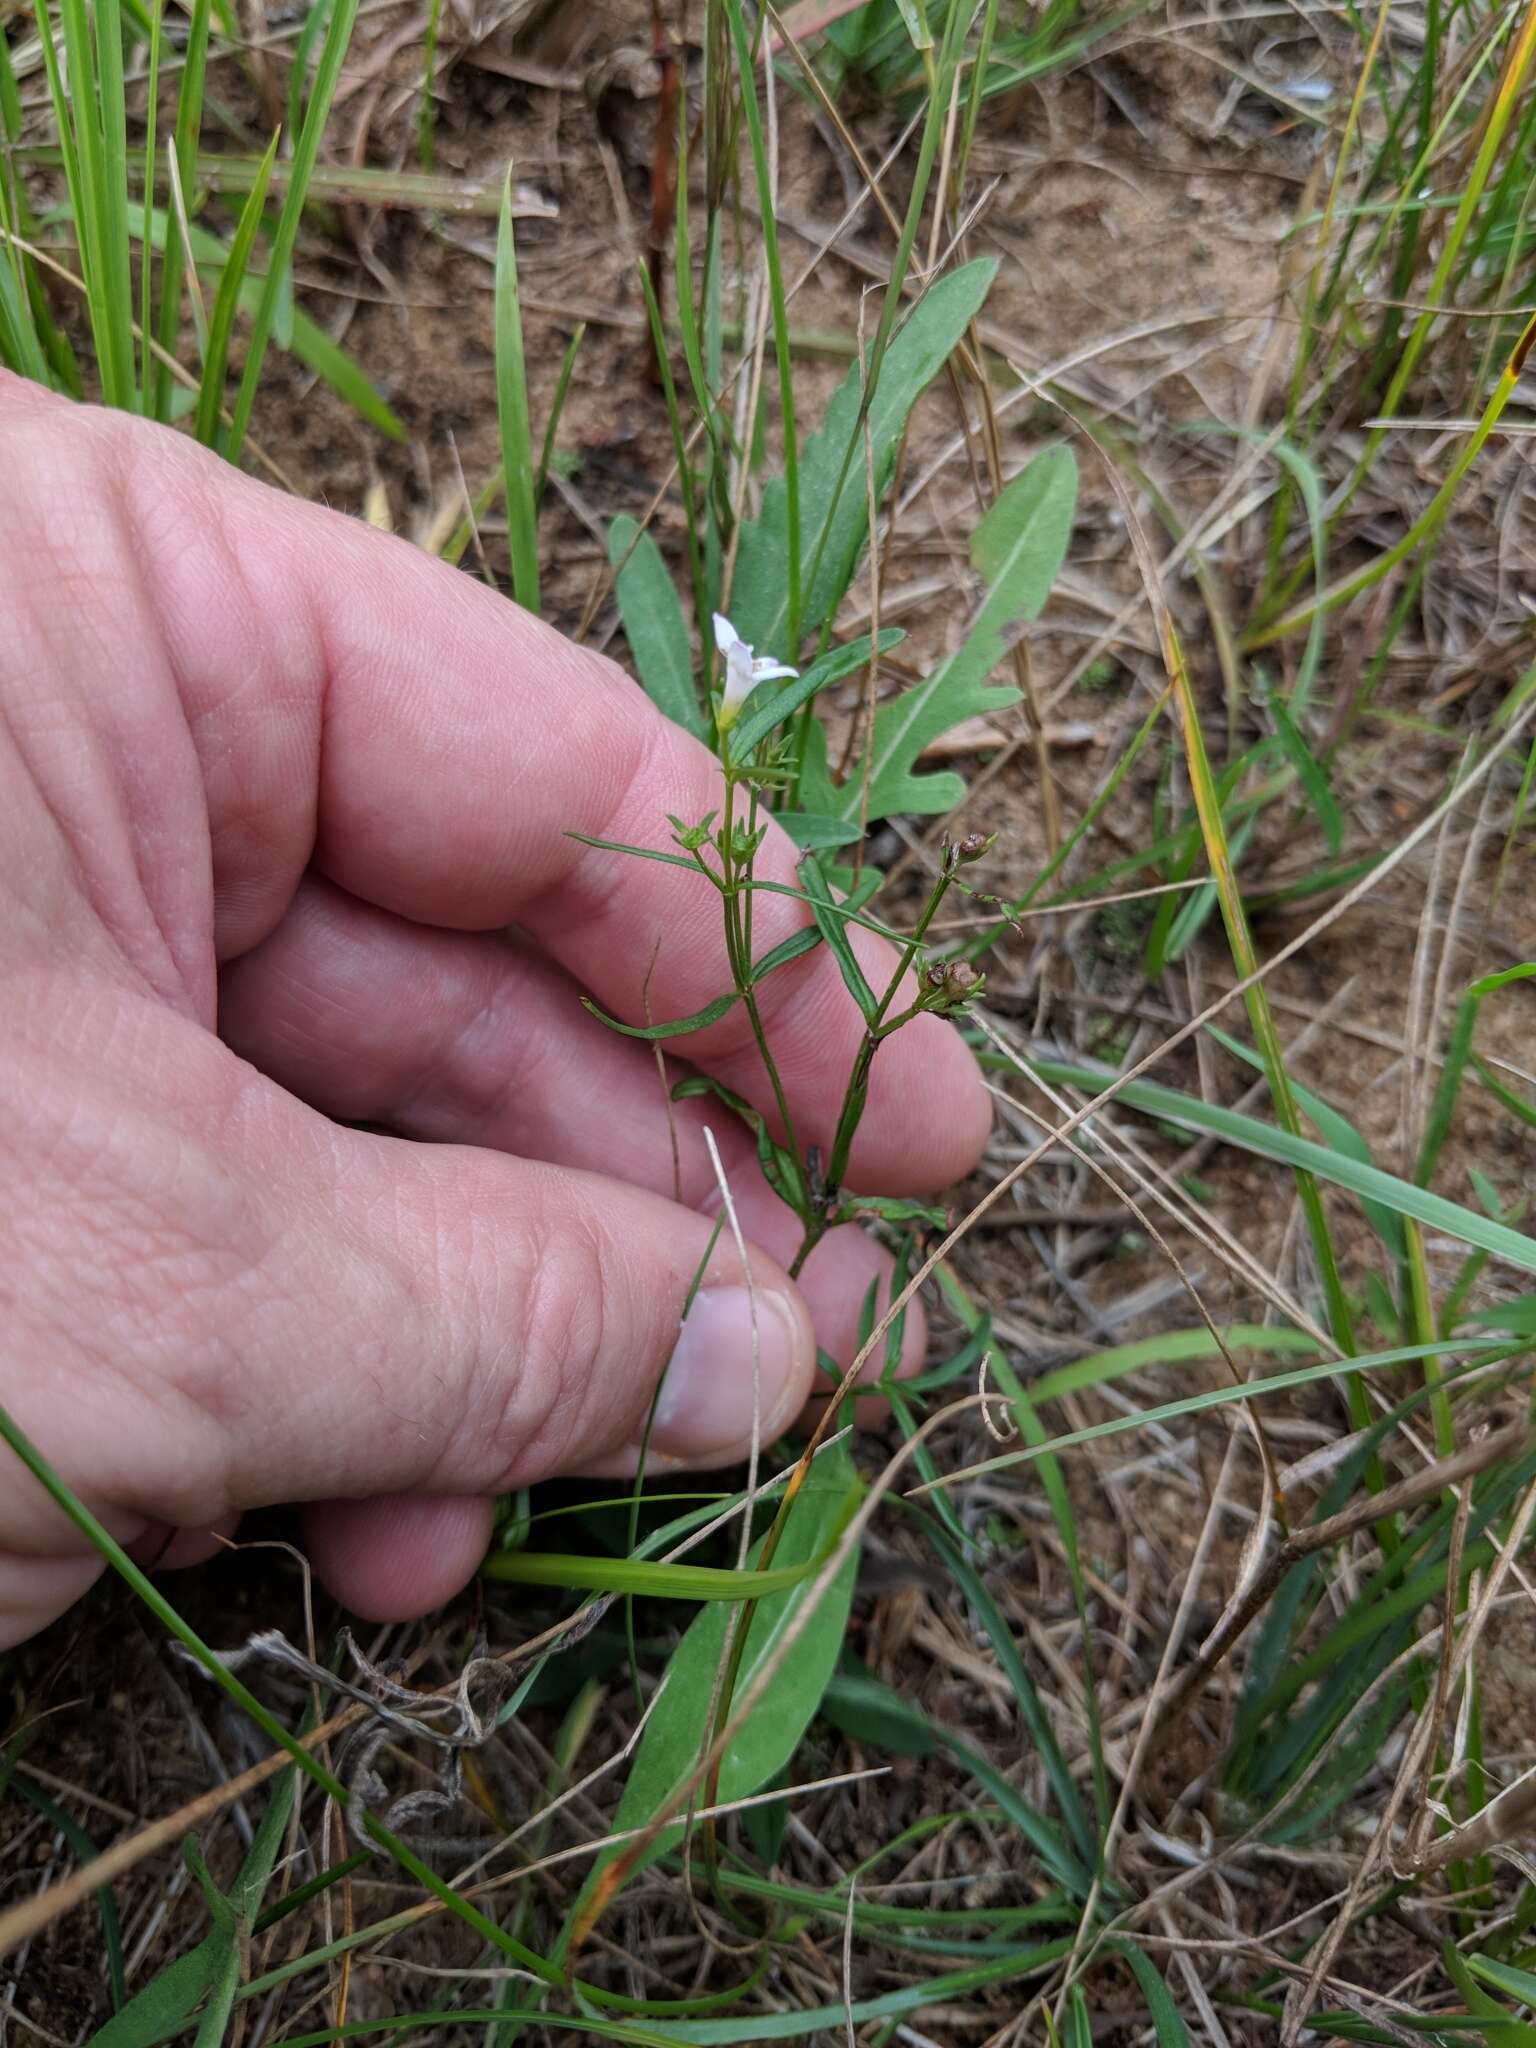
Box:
[0,376,990,1648]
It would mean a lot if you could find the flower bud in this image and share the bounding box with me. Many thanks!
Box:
[954,831,995,865]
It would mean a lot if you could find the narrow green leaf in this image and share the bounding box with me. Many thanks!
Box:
[821,1667,936,1757]
[580,991,739,1040]
[1471,1957,1536,2012]
[92,0,136,407]
[282,301,404,438]
[1419,965,1536,1189]
[798,852,877,1022]
[286,0,334,141]
[623,1940,1074,2041]
[749,926,823,983]
[90,1762,298,2048]
[536,320,586,499]
[1063,1986,1093,2048]
[1447,1947,1536,2046]
[671,1073,808,1214]
[609,515,705,739]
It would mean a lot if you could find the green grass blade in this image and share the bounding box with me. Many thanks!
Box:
[153,0,211,419]
[494,164,540,612]
[92,0,136,406]
[226,0,359,462]
[720,0,800,645]
[416,0,442,165]
[193,128,278,446]
[285,0,334,144]
[481,1544,839,1599]
[1032,1053,1536,1273]
[137,0,163,402]
[536,318,585,498]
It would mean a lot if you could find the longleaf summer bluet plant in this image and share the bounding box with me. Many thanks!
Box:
[578,606,1002,1286]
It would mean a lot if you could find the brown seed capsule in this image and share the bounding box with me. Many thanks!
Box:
[954,831,994,864]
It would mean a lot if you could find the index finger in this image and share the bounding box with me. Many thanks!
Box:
[3,380,989,1193]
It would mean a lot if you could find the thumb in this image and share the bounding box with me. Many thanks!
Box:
[5,1006,816,1636]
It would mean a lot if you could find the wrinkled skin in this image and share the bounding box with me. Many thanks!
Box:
[0,377,990,1649]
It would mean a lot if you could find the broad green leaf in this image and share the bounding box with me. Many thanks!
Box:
[90,1762,297,2048]
[807,444,1077,824]
[90,1937,224,2048]
[563,1444,861,1923]
[731,258,998,655]
[609,516,705,738]
[776,811,864,850]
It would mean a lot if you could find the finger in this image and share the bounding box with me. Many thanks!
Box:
[302,1496,496,1621]
[219,874,927,1367]
[3,379,989,1196]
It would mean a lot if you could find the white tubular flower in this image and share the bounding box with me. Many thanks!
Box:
[712,611,797,731]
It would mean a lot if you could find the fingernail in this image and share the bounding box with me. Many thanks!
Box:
[649,1287,807,1460]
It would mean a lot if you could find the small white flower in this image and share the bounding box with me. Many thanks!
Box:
[712,611,797,730]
